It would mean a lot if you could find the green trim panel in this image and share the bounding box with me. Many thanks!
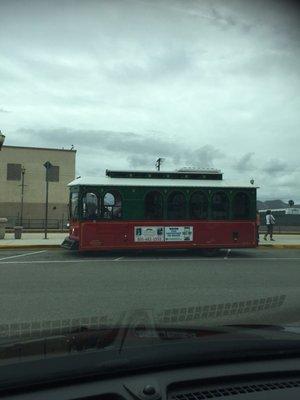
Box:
[70,185,257,221]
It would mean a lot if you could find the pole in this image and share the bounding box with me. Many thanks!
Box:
[43,161,52,239]
[20,168,25,225]
[155,157,164,171]
[156,158,161,171]
[44,178,49,239]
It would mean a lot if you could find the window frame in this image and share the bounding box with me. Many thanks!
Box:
[103,190,123,220]
[166,190,187,220]
[81,191,101,220]
[144,190,164,220]
[211,190,230,220]
[69,191,79,220]
[232,191,251,220]
[189,190,209,220]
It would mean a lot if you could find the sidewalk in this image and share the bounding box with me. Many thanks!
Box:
[0,233,300,250]
[258,234,300,249]
[0,233,66,249]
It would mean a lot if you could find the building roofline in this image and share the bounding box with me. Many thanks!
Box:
[68,176,259,189]
[3,145,76,153]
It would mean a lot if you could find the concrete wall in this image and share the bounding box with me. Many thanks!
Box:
[0,146,76,219]
[0,202,69,221]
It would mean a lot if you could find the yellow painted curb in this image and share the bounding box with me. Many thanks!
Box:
[259,244,300,249]
[0,245,61,250]
[1,244,300,250]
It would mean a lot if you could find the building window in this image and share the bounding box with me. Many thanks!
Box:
[47,165,60,182]
[82,192,100,220]
[167,191,186,220]
[189,191,208,219]
[211,191,229,219]
[7,163,21,181]
[103,191,122,219]
[145,191,163,219]
[233,192,250,219]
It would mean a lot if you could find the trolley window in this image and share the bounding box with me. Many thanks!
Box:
[233,192,250,219]
[103,191,122,219]
[145,191,164,219]
[211,191,229,219]
[82,192,100,220]
[167,191,186,220]
[70,192,79,219]
[189,191,208,219]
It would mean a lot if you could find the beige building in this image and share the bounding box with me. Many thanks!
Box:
[0,145,76,226]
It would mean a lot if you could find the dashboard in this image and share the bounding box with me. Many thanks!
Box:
[2,356,300,400]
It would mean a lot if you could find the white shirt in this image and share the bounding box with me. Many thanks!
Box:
[266,214,275,225]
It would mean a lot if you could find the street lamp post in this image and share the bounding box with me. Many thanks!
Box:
[20,167,26,226]
[0,130,5,150]
[43,161,53,239]
[0,131,7,239]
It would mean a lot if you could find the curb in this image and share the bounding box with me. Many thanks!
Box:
[259,244,300,249]
[0,245,61,250]
[1,244,300,251]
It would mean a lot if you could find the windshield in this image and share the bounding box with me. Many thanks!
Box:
[0,0,300,385]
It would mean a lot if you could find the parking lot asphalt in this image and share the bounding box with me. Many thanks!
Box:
[0,247,299,331]
[1,233,300,250]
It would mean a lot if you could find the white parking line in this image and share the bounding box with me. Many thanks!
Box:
[0,250,47,261]
[114,256,124,261]
[0,256,300,264]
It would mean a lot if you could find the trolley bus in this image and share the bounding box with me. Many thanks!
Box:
[62,169,258,252]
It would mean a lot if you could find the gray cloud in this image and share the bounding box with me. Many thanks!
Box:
[1,0,300,202]
[104,46,195,83]
[127,154,156,169]
[210,6,239,28]
[9,126,300,202]
[263,158,289,176]
[232,51,300,78]
[0,108,10,113]
[234,152,255,172]
[187,145,224,168]
[16,128,224,171]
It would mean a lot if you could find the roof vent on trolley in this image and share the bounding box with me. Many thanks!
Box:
[105,169,223,180]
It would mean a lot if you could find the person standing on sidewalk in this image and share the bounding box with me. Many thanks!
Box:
[264,209,275,241]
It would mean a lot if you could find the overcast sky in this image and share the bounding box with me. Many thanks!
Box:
[1,0,300,201]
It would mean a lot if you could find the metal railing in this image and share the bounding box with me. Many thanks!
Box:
[5,216,300,233]
[259,225,300,233]
[6,217,69,231]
